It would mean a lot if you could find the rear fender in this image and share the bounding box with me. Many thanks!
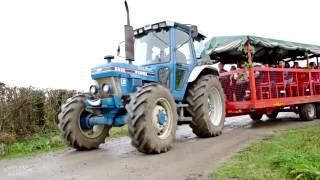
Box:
[188,65,219,83]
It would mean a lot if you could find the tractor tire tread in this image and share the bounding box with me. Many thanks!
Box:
[186,74,225,137]
[126,84,177,154]
[58,95,108,151]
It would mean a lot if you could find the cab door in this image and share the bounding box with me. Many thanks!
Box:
[172,28,196,101]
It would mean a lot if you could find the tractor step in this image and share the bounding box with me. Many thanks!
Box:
[178,116,192,125]
[177,103,192,125]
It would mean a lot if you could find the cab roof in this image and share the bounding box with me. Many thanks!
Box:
[134,21,206,41]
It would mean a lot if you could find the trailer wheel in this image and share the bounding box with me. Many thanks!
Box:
[186,75,225,137]
[266,111,278,119]
[299,103,316,121]
[126,84,178,154]
[58,94,110,150]
[249,112,263,121]
[315,103,320,119]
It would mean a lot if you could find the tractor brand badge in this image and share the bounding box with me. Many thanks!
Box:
[120,78,127,86]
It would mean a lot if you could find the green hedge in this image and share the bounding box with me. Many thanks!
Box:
[0,83,76,144]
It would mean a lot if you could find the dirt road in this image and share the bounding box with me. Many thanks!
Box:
[1,113,319,180]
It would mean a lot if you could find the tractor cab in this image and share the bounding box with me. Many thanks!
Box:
[91,21,208,101]
[132,21,207,100]
[133,21,206,66]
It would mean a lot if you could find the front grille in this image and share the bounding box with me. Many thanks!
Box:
[95,77,122,98]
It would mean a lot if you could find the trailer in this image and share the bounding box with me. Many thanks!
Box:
[204,35,320,121]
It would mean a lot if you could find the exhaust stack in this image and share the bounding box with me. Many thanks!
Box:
[124,0,134,63]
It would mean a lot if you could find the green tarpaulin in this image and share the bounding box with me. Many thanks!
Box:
[204,35,320,64]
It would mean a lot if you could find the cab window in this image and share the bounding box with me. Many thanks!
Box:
[175,29,193,64]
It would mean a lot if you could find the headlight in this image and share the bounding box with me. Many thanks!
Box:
[89,85,98,95]
[102,83,112,94]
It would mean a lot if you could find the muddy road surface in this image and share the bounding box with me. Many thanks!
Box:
[1,113,319,180]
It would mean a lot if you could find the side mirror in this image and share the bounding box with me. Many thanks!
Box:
[117,44,121,56]
[190,25,198,39]
[116,41,126,58]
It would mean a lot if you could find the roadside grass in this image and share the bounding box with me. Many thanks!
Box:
[212,124,320,180]
[0,131,67,160]
[0,125,129,160]
[109,125,128,139]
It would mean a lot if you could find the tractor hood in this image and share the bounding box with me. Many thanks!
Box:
[91,62,157,82]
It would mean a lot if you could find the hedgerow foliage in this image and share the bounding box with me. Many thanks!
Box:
[0,82,76,144]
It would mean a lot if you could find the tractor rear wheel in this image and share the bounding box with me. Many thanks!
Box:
[186,74,225,137]
[126,84,178,154]
[299,103,316,121]
[58,94,110,150]
[249,112,263,121]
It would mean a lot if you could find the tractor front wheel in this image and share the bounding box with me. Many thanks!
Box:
[58,94,110,150]
[126,84,178,154]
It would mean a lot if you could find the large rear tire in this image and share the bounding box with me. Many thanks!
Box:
[58,94,110,150]
[299,103,316,121]
[186,74,225,137]
[126,84,178,154]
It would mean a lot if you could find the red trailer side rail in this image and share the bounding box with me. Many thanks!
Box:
[219,43,320,117]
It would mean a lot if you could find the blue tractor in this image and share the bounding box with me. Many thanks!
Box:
[58,1,225,154]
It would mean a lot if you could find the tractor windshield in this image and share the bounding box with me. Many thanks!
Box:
[134,29,170,66]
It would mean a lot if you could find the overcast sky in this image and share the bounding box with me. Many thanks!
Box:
[1,0,319,91]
